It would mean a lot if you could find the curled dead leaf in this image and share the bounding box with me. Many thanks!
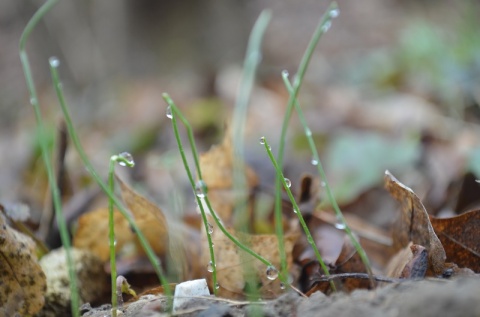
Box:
[384,170,446,275]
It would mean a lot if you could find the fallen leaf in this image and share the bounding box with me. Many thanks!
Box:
[199,128,258,223]
[116,175,169,257]
[384,170,446,275]
[73,207,135,262]
[0,214,46,315]
[430,209,480,272]
[202,221,298,299]
[385,242,428,279]
[74,175,168,261]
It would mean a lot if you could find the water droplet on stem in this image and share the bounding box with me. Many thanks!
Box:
[207,222,213,234]
[118,152,134,167]
[321,20,332,33]
[195,180,208,198]
[284,178,291,188]
[330,8,340,18]
[266,266,279,281]
[207,261,215,272]
[259,136,265,145]
[49,57,60,68]
[166,106,173,119]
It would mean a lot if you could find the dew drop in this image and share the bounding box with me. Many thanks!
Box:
[29,97,37,106]
[166,106,173,119]
[259,136,266,145]
[207,222,214,234]
[266,265,279,281]
[268,145,272,151]
[305,128,312,137]
[281,70,289,78]
[320,181,326,187]
[195,180,208,198]
[293,208,298,214]
[284,178,292,188]
[321,20,332,33]
[207,261,215,273]
[118,152,135,167]
[311,158,319,166]
[334,222,346,230]
[280,283,286,290]
[215,282,220,289]
[49,56,60,68]
[330,8,340,18]
[476,179,480,183]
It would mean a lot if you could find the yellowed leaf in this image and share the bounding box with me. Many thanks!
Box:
[0,214,46,315]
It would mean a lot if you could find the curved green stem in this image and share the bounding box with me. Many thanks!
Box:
[49,62,171,297]
[165,98,218,295]
[281,73,374,285]
[19,1,80,315]
[109,153,135,316]
[263,137,336,291]
[274,2,339,279]
[163,94,289,288]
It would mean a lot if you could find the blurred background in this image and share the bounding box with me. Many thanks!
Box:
[1,0,480,233]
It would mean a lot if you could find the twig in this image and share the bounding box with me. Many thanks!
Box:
[311,273,401,284]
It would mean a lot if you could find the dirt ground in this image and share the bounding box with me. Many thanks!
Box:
[80,277,480,317]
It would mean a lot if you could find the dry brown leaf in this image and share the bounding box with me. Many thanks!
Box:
[74,176,168,261]
[0,214,46,315]
[430,210,480,272]
[116,175,169,257]
[384,170,446,275]
[202,221,298,299]
[199,129,258,223]
[385,242,428,279]
[73,207,135,261]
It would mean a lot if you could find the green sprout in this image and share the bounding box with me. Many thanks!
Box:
[109,152,135,316]
[163,93,289,291]
[261,137,336,291]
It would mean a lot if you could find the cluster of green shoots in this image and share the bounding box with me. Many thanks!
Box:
[19,0,372,316]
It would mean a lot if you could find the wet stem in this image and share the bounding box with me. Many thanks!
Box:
[108,154,135,316]
[19,0,80,315]
[262,138,336,291]
[49,63,172,298]
[281,73,374,286]
[163,94,289,289]
[274,1,339,279]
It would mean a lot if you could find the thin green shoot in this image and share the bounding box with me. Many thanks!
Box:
[274,2,339,278]
[231,10,271,229]
[19,1,79,315]
[281,71,374,285]
[163,93,289,288]
[261,137,336,291]
[48,58,172,297]
[109,152,135,316]
[164,95,218,295]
